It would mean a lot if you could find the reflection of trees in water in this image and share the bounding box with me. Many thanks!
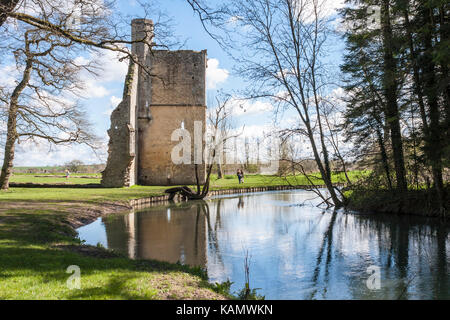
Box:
[346,214,447,299]
[309,211,337,300]
[198,200,225,269]
[435,226,448,299]
[215,199,223,233]
[305,210,449,299]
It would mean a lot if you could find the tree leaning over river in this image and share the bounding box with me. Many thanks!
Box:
[188,0,351,207]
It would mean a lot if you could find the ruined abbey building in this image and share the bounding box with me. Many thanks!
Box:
[102,19,207,187]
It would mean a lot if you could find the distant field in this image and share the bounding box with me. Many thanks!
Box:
[1,171,368,204]
[10,173,101,185]
[13,172,101,176]
[209,171,367,189]
[9,171,366,187]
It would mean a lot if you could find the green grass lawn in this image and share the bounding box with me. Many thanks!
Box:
[209,171,366,189]
[0,185,169,203]
[0,206,227,299]
[1,171,368,204]
[10,175,101,185]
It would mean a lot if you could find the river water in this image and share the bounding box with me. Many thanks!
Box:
[77,190,449,299]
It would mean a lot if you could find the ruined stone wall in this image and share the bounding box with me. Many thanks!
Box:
[138,50,207,186]
[149,50,207,106]
[138,105,206,185]
[102,19,207,187]
[101,61,138,187]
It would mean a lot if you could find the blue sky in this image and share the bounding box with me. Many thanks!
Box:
[10,0,347,167]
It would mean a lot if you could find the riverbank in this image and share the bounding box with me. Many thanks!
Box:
[1,173,446,299]
[0,198,231,299]
[346,187,449,218]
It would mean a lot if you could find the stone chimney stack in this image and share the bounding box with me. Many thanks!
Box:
[131,19,153,122]
[131,18,153,58]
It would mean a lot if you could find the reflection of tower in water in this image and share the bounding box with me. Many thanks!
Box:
[103,202,207,267]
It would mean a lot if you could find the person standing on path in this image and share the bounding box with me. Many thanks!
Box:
[237,169,244,184]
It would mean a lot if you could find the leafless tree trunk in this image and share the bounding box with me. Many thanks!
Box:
[0,0,175,76]
[0,28,98,189]
[209,95,241,180]
[217,162,224,179]
[0,50,32,189]
[166,95,242,199]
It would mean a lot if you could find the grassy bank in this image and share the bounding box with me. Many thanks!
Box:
[0,202,229,299]
[345,187,449,217]
[3,172,365,204]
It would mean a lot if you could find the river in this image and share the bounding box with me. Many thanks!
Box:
[77,190,449,299]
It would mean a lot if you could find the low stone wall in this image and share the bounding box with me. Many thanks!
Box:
[128,185,321,209]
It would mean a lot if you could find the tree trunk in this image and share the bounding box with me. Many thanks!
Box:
[305,122,343,208]
[0,120,17,190]
[0,0,20,26]
[217,162,223,179]
[402,4,429,135]
[381,0,407,192]
[0,56,33,190]
[376,128,393,190]
[438,5,450,161]
[421,6,445,214]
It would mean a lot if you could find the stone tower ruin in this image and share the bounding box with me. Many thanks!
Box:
[102,19,207,187]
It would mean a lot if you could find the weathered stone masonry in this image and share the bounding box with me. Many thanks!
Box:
[101,61,138,187]
[102,19,207,187]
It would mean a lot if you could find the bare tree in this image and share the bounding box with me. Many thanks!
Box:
[0,26,98,189]
[192,0,347,207]
[0,0,177,74]
[65,159,84,173]
[207,95,238,179]
[0,0,20,26]
[0,0,177,190]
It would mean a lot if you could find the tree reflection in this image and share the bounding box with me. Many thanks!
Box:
[309,210,338,299]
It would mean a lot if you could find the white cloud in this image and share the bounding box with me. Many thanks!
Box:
[73,49,128,99]
[103,95,122,116]
[14,139,107,166]
[110,95,122,107]
[206,58,229,89]
[228,98,274,117]
[0,64,19,88]
[80,80,110,98]
[231,123,276,139]
[292,0,346,24]
[319,0,346,18]
[93,50,129,83]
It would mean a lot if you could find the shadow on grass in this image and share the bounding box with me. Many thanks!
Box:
[0,206,223,299]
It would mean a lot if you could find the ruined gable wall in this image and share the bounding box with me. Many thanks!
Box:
[101,61,138,187]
